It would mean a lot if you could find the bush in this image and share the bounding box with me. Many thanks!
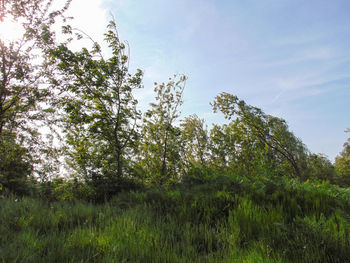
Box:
[0,134,33,196]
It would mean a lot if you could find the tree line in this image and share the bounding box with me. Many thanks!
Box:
[0,0,349,198]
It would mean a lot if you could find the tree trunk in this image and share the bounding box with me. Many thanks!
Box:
[116,148,122,178]
[161,128,168,178]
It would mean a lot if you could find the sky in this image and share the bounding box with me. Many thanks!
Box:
[3,0,350,161]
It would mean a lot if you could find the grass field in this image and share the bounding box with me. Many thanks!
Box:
[1,175,350,262]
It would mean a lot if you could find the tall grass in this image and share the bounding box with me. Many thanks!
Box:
[1,174,350,262]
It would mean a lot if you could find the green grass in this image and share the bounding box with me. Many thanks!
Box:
[1,175,350,262]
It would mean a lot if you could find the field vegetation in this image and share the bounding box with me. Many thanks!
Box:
[1,1,350,262]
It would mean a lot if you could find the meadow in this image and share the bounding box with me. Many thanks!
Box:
[1,174,350,263]
[2,1,350,262]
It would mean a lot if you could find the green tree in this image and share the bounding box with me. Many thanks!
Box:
[180,114,209,172]
[208,121,275,176]
[138,75,186,184]
[49,20,143,181]
[0,132,32,194]
[306,153,335,182]
[1,0,70,136]
[334,129,350,186]
[0,0,70,190]
[212,92,308,179]
[208,124,229,169]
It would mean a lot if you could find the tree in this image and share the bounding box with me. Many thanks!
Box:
[0,132,33,194]
[334,129,350,186]
[138,75,186,184]
[180,114,209,171]
[212,92,308,179]
[0,0,70,190]
[1,0,70,135]
[306,153,335,182]
[208,120,276,176]
[49,20,143,181]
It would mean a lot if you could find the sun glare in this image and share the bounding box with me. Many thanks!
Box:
[0,18,24,42]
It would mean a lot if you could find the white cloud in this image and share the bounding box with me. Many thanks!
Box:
[49,0,109,53]
[66,0,108,41]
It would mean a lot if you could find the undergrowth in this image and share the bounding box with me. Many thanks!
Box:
[1,174,350,262]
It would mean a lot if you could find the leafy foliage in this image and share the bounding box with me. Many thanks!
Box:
[335,129,350,186]
[0,132,32,195]
[306,153,336,182]
[212,92,308,179]
[2,2,349,262]
[180,114,209,172]
[138,75,186,184]
[49,20,143,180]
[0,0,71,184]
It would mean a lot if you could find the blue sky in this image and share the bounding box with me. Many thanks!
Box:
[65,0,350,161]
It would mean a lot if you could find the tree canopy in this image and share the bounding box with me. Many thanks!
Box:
[0,0,347,196]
